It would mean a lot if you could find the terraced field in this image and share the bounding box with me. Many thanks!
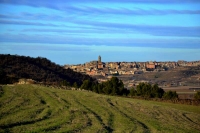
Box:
[0,85,200,133]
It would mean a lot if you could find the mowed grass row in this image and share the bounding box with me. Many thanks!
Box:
[0,85,200,133]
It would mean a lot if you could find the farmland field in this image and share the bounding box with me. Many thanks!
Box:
[0,85,200,133]
[163,86,199,99]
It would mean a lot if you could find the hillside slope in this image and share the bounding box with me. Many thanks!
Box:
[134,66,200,86]
[0,54,94,85]
[0,84,200,133]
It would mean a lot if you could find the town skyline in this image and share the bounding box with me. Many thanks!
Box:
[66,55,200,65]
[65,55,200,75]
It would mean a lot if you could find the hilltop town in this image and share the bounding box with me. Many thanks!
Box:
[64,56,200,89]
[65,56,200,76]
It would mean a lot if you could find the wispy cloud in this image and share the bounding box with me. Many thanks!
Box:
[0,13,71,22]
[1,7,200,17]
[21,25,200,37]
[0,19,64,27]
[1,33,200,49]
[22,28,116,34]
[62,7,200,16]
[1,17,199,37]
[70,20,200,37]
[1,0,200,6]
[0,43,91,52]
[1,0,200,17]
[56,7,200,19]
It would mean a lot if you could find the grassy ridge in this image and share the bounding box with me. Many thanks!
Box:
[0,85,200,133]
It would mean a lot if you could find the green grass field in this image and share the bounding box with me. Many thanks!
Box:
[0,84,200,133]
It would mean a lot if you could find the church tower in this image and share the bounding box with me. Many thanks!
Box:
[98,55,101,63]
[98,55,103,69]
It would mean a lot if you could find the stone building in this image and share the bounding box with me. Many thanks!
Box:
[146,61,155,69]
[98,55,104,69]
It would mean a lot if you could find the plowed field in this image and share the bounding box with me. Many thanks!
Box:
[0,85,200,132]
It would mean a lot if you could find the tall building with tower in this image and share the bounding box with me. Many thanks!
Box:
[98,55,101,63]
[98,55,103,69]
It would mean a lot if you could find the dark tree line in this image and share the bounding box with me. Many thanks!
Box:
[80,78,178,100]
[80,77,129,96]
[129,83,164,98]
[129,83,178,99]
[0,54,94,86]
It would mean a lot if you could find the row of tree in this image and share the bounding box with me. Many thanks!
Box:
[79,77,180,100]
[80,77,128,96]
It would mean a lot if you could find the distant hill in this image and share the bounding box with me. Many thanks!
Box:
[0,54,94,85]
[133,66,200,86]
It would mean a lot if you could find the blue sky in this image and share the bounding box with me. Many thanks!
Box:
[0,0,200,65]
